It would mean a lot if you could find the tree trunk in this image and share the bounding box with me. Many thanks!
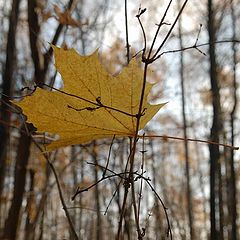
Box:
[207,0,222,238]
[2,130,31,239]
[24,169,35,240]
[0,0,21,200]
[217,160,224,240]
[177,2,194,239]
[229,2,238,239]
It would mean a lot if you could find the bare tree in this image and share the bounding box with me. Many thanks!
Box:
[229,1,238,239]
[0,0,21,201]
[207,0,223,238]
[177,1,194,239]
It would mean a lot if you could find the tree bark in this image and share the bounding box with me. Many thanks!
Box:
[0,0,21,200]
[229,2,238,239]
[27,0,44,84]
[2,130,31,239]
[207,0,222,239]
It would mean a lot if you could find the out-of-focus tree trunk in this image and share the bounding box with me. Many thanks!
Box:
[2,1,42,238]
[123,207,131,239]
[38,209,44,240]
[93,142,103,240]
[2,0,76,238]
[0,0,21,201]
[79,153,84,237]
[27,0,44,84]
[149,139,163,239]
[2,132,31,239]
[177,2,194,238]
[229,2,238,239]
[217,159,224,240]
[71,146,78,236]
[24,169,35,240]
[207,0,222,238]
[25,161,51,240]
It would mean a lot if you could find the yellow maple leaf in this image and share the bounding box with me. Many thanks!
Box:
[16,46,165,150]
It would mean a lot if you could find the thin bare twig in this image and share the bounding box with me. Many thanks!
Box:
[32,140,79,240]
[125,0,130,63]
[144,178,172,239]
[38,83,143,118]
[136,7,147,57]
[194,24,203,46]
[140,134,239,150]
[102,135,115,178]
[137,134,146,226]
[151,0,189,60]
[148,0,174,58]
[72,166,128,201]
[104,180,122,215]
[154,39,240,60]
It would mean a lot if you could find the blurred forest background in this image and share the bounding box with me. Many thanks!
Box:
[0,0,239,239]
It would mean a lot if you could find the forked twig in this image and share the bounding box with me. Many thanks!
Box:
[154,39,240,60]
[148,0,174,58]
[151,0,189,60]
[71,165,129,201]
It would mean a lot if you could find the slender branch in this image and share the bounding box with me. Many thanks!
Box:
[147,0,173,58]
[154,39,240,60]
[87,161,126,216]
[102,135,115,177]
[117,142,132,238]
[66,206,105,212]
[139,134,239,150]
[47,159,79,240]
[137,134,146,226]
[72,169,128,201]
[125,0,130,63]
[104,180,122,215]
[194,24,203,46]
[38,83,142,118]
[136,8,147,57]
[32,140,79,240]
[151,0,189,60]
[144,178,172,239]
